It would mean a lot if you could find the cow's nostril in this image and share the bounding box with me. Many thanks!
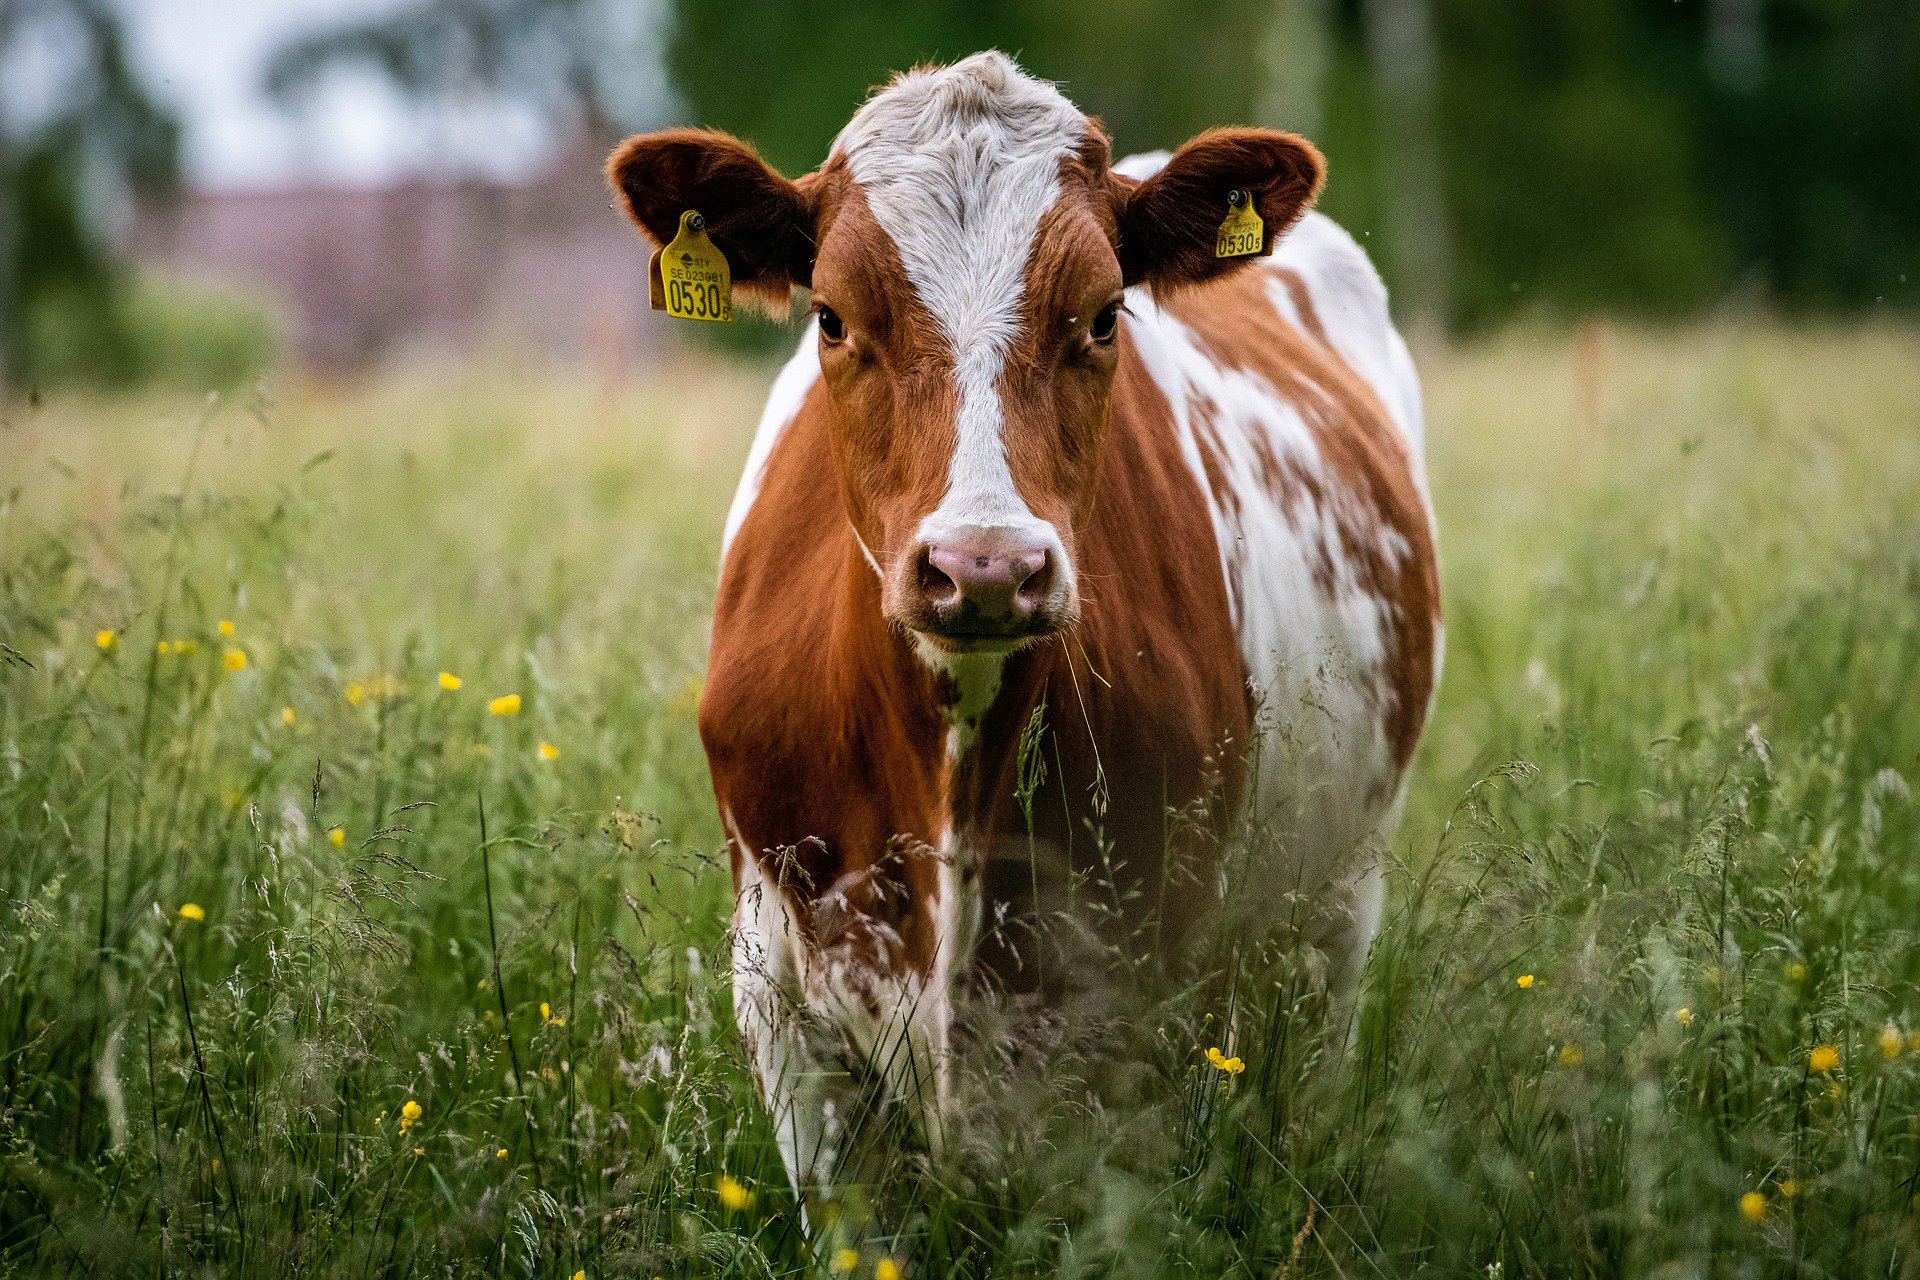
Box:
[917,547,960,609]
[1013,552,1053,612]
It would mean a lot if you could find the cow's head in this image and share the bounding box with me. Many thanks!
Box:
[609,52,1323,655]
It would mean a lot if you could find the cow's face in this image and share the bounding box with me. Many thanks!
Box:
[609,54,1323,656]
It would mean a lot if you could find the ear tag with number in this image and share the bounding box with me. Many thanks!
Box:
[649,210,732,323]
[1215,188,1264,259]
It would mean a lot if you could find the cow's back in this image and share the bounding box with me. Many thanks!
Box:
[1104,190,1441,919]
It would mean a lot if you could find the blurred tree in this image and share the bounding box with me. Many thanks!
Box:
[263,0,1919,333]
[0,0,181,388]
[264,0,671,153]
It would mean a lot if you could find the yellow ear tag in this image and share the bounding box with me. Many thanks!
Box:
[650,210,732,323]
[1215,188,1264,259]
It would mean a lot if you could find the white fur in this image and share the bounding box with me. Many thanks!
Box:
[833,52,1079,604]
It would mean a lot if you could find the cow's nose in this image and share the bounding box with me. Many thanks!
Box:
[915,532,1055,633]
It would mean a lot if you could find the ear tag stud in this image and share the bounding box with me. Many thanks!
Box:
[649,210,733,323]
[1215,188,1264,259]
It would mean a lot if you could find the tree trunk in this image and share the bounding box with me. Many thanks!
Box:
[1361,0,1453,336]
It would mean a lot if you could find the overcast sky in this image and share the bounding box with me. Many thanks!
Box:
[123,0,637,190]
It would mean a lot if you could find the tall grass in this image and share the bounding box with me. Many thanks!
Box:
[1,323,1916,1276]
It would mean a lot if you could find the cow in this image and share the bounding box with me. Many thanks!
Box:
[606,51,1441,1204]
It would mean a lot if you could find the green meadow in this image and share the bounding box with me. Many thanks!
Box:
[2,321,1918,1277]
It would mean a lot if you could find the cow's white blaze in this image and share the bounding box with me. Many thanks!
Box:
[832,52,1080,590]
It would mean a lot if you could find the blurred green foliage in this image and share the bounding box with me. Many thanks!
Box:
[663,0,1919,327]
[0,0,188,388]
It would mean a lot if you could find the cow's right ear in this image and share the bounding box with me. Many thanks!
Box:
[605,129,818,307]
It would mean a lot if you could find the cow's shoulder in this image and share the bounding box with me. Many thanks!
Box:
[1264,211,1425,461]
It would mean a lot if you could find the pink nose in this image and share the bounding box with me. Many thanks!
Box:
[914,530,1055,635]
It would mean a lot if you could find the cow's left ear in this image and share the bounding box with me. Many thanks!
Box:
[1114,128,1324,290]
[605,128,820,308]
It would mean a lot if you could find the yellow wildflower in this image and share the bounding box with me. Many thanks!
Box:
[438,671,462,691]
[572,1272,585,1280]
[1779,1179,1798,1199]
[831,1249,860,1274]
[1809,1045,1841,1074]
[1558,1043,1584,1067]
[1786,961,1808,983]
[178,903,206,922]
[537,741,559,762]
[1675,1007,1693,1026]
[412,1147,424,1157]
[222,648,247,672]
[1516,974,1535,989]
[875,1259,902,1280]
[716,1174,753,1211]
[1203,1046,1245,1074]
[496,1147,508,1160]
[541,1001,566,1027]
[344,681,366,706]
[95,629,116,651]
[281,705,297,726]
[156,640,172,656]
[218,620,235,637]
[329,826,346,849]
[488,693,521,716]
[1740,1191,1767,1223]
[1880,1024,1903,1059]
[175,639,196,655]
[401,1100,422,1121]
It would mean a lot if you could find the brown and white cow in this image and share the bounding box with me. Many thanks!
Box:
[607,52,1440,1199]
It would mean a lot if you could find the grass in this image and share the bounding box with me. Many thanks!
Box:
[1,320,1918,1277]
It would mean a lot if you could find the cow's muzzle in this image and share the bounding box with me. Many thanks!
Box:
[889,523,1074,649]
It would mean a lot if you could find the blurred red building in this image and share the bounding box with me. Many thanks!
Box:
[130,145,666,370]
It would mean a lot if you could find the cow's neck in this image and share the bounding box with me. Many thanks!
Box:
[835,527,1044,858]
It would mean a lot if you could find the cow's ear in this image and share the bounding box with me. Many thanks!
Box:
[605,129,819,308]
[1114,128,1324,291]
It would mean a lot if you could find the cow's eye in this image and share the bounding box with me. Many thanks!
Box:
[1090,301,1120,345]
[817,306,847,345]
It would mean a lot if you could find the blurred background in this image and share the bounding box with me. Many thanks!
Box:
[0,0,1915,392]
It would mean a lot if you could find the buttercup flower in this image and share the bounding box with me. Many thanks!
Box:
[222,649,247,672]
[344,681,367,706]
[439,672,462,691]
[329,826,346,849]
[218,620,235,637]
[488,693,521,716]
[831,1249,860,1273]
[716,1174,753,1211]
[1516,974,1535,989]
[1204,1046,1245,1074]
[281,706,297,726]
[96,629,116,651]
[1740,1191,1767,1223]
[178,903,206,922]
[1675,1007,1693,1026]
[875,1259,902,1280]
[1809,1045,1840,1074]
[537,741,559,762]
[496,1147,508,1160]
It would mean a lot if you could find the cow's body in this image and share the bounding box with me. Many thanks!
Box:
[608,53,1440,1202]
